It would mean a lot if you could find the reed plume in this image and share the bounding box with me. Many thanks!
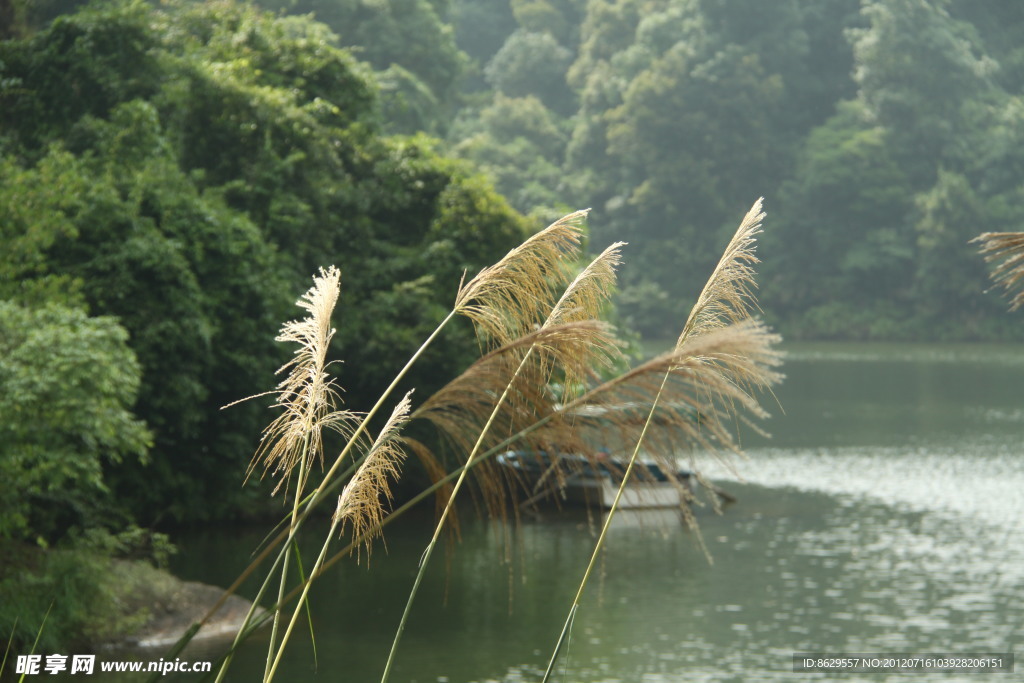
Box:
[334,391,413,560]
[408,243,627,516]
[678,198,764,345]
[382,236,625,682]
[545,241,625,396]
[541,198,781,682]
[411,321,618,515]
[565,320,781,463]
[453,210,588,347]
[221,266,359,681]
[264,393,413,683]
[974,231,1024,311]
[232,266,358,492]
[531,202,777,513]
[415,322,617,445]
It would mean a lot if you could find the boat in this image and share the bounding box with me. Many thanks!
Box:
[496,450,693,510]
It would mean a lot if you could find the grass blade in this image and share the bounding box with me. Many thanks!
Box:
[290,542,318,672]
[1,617,18,677]
[19,602,53,683]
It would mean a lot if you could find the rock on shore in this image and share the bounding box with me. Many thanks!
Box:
[103,560,262,650]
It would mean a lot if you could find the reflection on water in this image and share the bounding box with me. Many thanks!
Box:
[483,482,1022,683]
[705,441,1024,533]
[144,344,1022,682]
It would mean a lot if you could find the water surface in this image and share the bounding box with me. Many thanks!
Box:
[145,343,1024,681]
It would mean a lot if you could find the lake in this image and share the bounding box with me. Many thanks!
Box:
[153,344,1024,680]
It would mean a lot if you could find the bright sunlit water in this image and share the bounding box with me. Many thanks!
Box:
[102,343,1024,681]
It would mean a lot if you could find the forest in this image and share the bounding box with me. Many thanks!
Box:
[443,0,1024,340]
[1,0,1022,651]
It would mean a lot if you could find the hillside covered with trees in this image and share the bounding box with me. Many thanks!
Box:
[0,0,536,647]
[444,0,1024,339]
[0,0,527,545]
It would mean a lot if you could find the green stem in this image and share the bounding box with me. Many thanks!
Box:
[1,616,17,678]
[214,536,289,683]
[541,370,672,682]
[381,347,536,682]
[266,517,340,683]
[205,455,361,633]
[264,436,309,681]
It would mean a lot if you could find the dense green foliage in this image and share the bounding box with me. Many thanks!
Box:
[0,302,150,540]
[245,0,466,134]
[0,530,175,651]
[124,0,1017,339]
[0,0,528,538]
[8,0,1023,348]
[447,0,1023,339]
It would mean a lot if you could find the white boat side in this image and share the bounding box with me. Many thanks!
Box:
[560,473,687,509]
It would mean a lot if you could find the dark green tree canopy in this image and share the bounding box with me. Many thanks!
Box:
[448,0,1021,340]
[0,0,529,525]
[0,301,151,541]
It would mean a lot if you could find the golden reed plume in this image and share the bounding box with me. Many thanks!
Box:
[334,391,413,560]
[678,198,764,346]
[454,210,588,347]
[411,239,627,518]
[228,266,359,493]
[974,231,1024,311]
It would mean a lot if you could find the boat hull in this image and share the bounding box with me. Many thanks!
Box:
[560,475,685,509]
[498,451,691,510]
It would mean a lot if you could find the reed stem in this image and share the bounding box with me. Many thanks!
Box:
[264,434,309,681]
[299,310,456,522]
[541,371,671,682]
[266,517,340,683]
[214,539,289,682]
[381,346,537,682]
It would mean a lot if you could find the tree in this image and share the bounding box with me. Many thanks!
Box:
[450,95,570,214]
[848,0,996,181]
[450,0,518,69]
[259,0,468,133]
[485,30,575,115]
[0,0,529,523]
[765,101,914,337]
[510,0,585,45]
[564,1,791,332]
[0,302,150,541]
